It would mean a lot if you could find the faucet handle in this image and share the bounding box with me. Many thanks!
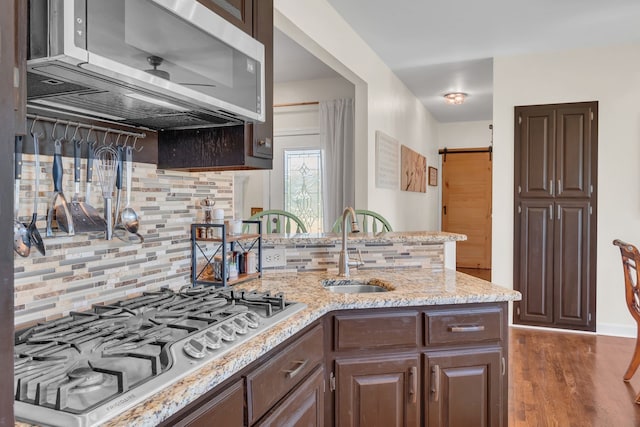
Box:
[348,249,365,268]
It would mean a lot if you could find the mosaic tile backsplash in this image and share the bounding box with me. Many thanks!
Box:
[261,241,444,274]
[14,153,234,326]
[13,155,447,327]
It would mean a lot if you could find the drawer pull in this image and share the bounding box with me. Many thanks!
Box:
[449,325,485,333]
[431,365,440,402]
[283,360,308,379]
[408,366,417,404]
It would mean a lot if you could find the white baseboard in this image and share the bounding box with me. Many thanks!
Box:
[596,323,637,338]
[509,322,637,338]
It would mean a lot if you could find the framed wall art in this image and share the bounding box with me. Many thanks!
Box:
[400,145,427,193]
[375,131,400,189]
[428,166,438,186]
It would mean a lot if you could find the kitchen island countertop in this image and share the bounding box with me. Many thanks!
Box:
[260,230,467,245]
[91,268,521,427]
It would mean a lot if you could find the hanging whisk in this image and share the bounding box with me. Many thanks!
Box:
[94,145,119,239]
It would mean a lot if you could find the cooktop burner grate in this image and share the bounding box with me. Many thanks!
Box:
[14,286,305,427]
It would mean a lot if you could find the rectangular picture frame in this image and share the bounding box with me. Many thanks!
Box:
[428,166,438,186]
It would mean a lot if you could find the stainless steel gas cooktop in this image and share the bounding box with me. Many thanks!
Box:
[14,287,305,427]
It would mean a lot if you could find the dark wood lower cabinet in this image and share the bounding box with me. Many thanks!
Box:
[169,379,245,427]
[256,366,325,427]
[161,303,508,427]
[424,348,503,427]
[335,354,420,427]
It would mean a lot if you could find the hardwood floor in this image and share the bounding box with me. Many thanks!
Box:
[509,327,640,426]
[457,267,491,281]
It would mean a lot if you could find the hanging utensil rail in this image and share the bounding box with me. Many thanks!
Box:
[26,114,146,146]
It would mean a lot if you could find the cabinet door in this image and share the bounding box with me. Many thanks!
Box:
[515,200,554,324]
[171,379,245,427]
[425,348,503,427]
[256,366,324,427]
[248,0,274,160]
[516,107,556,198]
[554,200,591,327]
[335,354,419,427]
[555,105,593,198]
[197,0,253,34]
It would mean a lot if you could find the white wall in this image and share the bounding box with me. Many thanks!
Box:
[493,43,640,336]
[274,0,440,232]
[438,121,493,150]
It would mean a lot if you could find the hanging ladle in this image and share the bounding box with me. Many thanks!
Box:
[27,132,46,255]
[13,136,31,257]
[120,146,140,234]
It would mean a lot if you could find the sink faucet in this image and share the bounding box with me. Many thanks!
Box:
[338,207,360,277]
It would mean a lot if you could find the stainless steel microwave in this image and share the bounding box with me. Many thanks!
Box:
[28,0,265,129]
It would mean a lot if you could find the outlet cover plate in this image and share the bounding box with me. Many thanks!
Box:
[263,248,286,268]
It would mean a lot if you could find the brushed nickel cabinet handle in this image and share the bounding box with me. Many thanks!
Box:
[408,366,417,404]
[549,180,553,196]
[449,325,485,333]
[431,365,440,402]
[283,359,308,379]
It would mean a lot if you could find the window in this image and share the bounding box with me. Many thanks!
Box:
[284,149,324,233]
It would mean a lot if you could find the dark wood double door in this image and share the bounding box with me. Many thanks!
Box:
[514,102,597,331]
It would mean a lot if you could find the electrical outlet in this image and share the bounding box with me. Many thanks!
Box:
[263,248,286,268]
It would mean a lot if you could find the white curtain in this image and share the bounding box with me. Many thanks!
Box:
[320,98,355,232]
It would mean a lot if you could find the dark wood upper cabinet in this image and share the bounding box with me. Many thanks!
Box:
[158,0,273,171]
[197,0,253,35]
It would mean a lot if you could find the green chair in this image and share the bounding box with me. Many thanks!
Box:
[332,209,392,233]
[248,210,308,234]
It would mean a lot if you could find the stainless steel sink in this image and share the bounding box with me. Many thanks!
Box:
[322,278,391,293]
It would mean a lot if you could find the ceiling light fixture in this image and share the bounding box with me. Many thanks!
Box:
[444,92,467,105]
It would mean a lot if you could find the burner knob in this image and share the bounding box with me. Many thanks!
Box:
[232,317,249,335]
[204,330,222,349]
[183,338,207,359]
[219,324,236,342]
[244,312,261,328]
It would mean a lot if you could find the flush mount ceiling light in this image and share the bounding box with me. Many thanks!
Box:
[444,92,467,105]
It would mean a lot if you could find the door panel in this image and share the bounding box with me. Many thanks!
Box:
[518,108,555,198]
[556,106,592,198]
[425,349,502,427]
[335,354,419,427]
[442,151,492,270]
[517,201,554,324]
[554,201,590,326]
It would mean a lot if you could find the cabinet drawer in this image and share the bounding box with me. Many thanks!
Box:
[334,311,419,351]
[246,324,324,424]
[425,307,503,345]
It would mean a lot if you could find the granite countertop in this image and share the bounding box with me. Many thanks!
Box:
[97,268,520,427]
[261,230,467,245]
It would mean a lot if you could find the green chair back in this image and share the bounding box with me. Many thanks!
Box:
[332,209,392,233]
[248,210,308,234]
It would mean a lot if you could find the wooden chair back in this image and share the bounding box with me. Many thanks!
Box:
[248,210,307,234]
[332,209,392,233]
[613,239,640,325]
